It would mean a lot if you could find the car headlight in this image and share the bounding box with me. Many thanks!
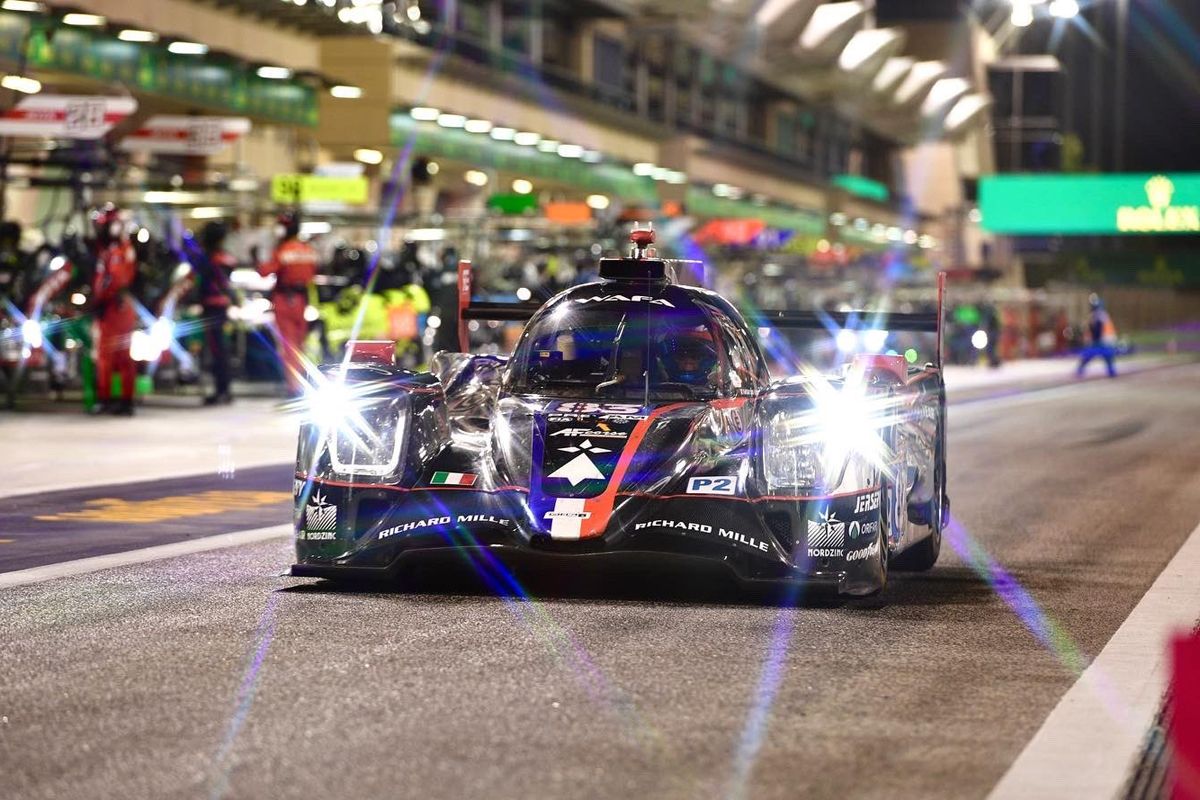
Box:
[764,414,825,489]
[305,378,407,477]
[763,372,894,494]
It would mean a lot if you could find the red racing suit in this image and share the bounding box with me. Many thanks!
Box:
[258,238,318,392]
[93,242,138,402]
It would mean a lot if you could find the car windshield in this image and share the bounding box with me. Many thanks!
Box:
[508,300,724,402]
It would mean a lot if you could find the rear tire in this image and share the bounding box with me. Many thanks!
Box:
[892,437,944,572]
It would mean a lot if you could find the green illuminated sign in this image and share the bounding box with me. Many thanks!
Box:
[0,11,318,126]
[833,174,889,203]
[683,189,825,234]
[980,174,1200,235]
[390,113,658,203]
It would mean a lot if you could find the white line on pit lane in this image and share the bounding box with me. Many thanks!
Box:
[0,524,292,590]
[987,517,1200,800]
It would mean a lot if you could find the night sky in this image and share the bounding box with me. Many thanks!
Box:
[1120,0,1200,172]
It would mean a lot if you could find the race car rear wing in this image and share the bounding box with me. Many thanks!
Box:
[752,272,947,368]
[456,260,947,366]
[455,260,539,351]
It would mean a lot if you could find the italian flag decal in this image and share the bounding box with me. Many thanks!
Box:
[430,471,477,486]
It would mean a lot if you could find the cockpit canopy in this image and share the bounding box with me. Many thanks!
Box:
[505,286,767,402]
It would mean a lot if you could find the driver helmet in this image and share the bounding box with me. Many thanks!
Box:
[658,326,718,385]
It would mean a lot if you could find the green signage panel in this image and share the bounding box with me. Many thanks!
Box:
[272,174,369,204]
[390,114,659,204]
[684,189,825,235]
[0,11,318,126]
[980,174,1200,235]
[833,174,889,203]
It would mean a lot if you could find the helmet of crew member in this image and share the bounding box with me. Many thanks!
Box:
[201,221,229,253]
[92,204,123,247]
[1088,293,1103,310]
[275,211,300,241]
[657,326,718,385]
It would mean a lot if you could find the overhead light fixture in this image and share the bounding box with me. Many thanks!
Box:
[190,207,226,220]
[464,118,492,134]
[581,150,603,163]
[665,170,687,185]
[62,12,105,26]
[556,144,583,158]
[513,131,541,146]
[228,177,259,192]
[537,139,560,152]
[256,65,292,80]
[143,190,205,204]
[1,75,40,94]
[512,178,533,194]
[489,126,516,141]
[1011,2,1034,27]
[586,194,610,210]
[651,167,671,181]
[301,221,333,237]
[464,170,489,186]
[118,29,159,43]
[1,1,43,12]
[436,113,466,128]
[354,148,384,165]
[1048,0,1079,18]
[632,162,656,176]
[168,41,209,55]
[410,106,439,121]
[330,84,363,99]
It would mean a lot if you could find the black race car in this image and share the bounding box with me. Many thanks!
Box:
[291,229,948,596]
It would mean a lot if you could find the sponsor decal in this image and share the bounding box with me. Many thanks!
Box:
[806,510,845,549]
[378,515,451,539]
[857,519,880,537]
[633,519,770,553]
[454,514,513,526]
[304,491,337,539]
[551,426,629,440]
[377,513,513,541]
[686,476,737,496]
[545,497,591,539]
[557,439,611,455]
[845,540,881,562]
[574,294,675,307]
[854,490,881,515]
[715,527,771,553]
[634,519,712,533]
[547,449,607,486]
[430,471,477,486]
[807,548,843,558]
[293,478,304,498]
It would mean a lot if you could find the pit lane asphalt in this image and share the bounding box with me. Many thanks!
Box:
[3,363,1200,800]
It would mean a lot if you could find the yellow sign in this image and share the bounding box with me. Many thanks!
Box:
[1117,175,1200,233]
[271,174,369,205]
[36,490,291,523]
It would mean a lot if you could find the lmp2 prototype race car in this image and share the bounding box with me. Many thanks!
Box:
[291,228,948,596]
